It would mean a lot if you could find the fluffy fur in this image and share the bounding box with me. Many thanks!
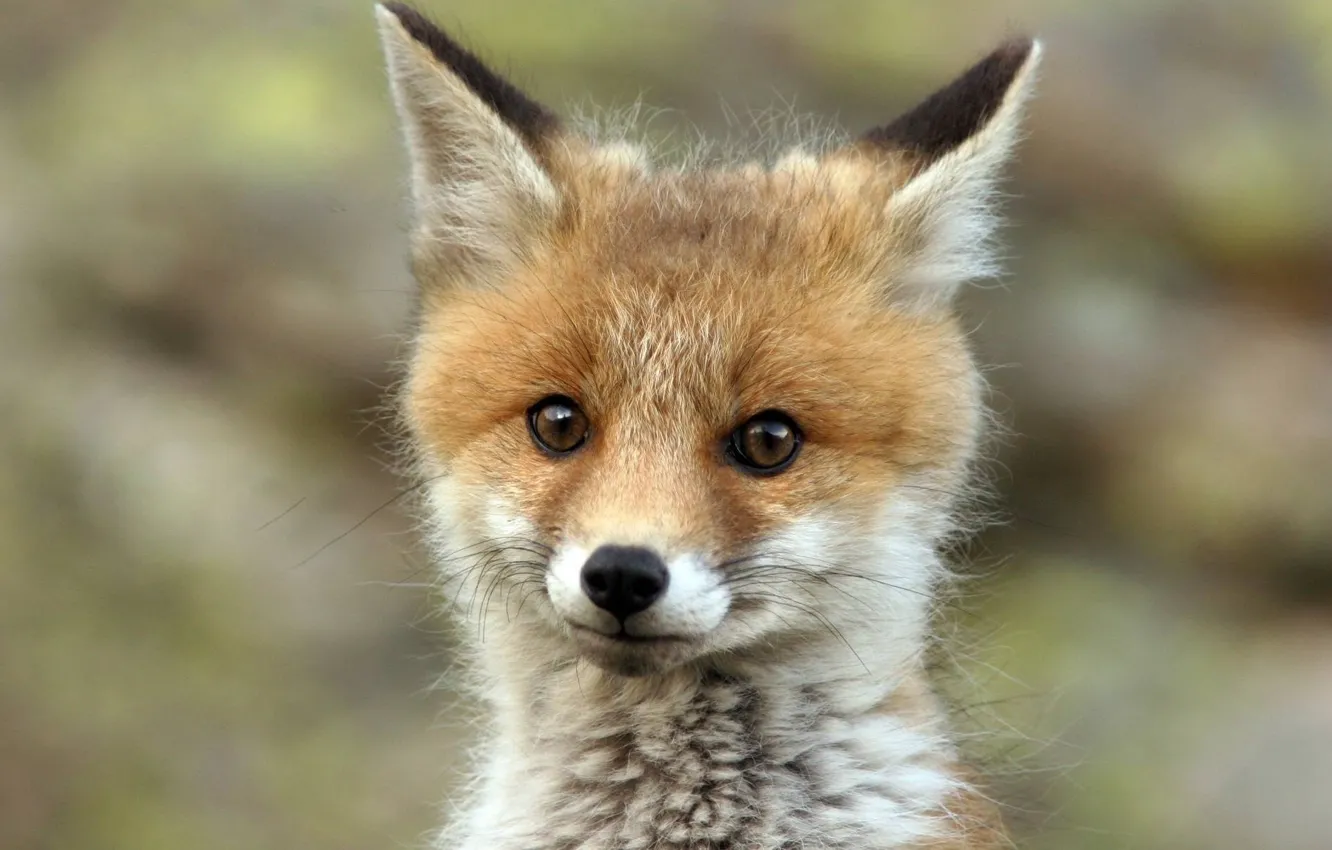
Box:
[376,4,1040,848]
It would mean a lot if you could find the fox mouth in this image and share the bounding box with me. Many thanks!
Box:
[567,623,700,676]
[569,623,686,644]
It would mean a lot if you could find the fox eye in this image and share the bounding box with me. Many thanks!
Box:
[728,410,802,474]
[527,395,590,456]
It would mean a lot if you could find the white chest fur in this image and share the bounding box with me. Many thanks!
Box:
[445,666,960,850]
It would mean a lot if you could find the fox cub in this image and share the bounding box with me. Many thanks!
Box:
[376,3,1040,848]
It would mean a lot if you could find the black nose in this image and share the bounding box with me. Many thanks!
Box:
[580,545,669,621]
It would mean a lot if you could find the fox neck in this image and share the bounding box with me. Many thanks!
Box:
[448,620,971,850]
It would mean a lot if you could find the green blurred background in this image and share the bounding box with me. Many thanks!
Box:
[2,1,1330,848]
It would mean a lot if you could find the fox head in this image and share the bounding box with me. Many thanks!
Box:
[377,3,1040,679]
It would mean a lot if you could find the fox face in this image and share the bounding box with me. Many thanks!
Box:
[378,4,1040,678]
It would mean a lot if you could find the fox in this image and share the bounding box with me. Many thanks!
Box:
[374,3,1041,848]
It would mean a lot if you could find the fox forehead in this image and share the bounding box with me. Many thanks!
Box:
[546,151,912,285]
[415,149,916,308]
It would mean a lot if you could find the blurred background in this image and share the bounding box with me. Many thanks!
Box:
[2,1,1330,848]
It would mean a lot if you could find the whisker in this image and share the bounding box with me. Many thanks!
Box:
[407,534,556,635]
[290,474,446,570]
[723,556,935,602]
[731,589,869,674]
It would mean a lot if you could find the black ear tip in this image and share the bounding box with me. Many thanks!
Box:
[993,36,1036,64]
[954,36,1040,102]
[985,36,1040,80]
[860,34,1041,161]
[377,1,558,148]
[380,2,443,46]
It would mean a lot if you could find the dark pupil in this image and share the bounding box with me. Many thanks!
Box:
[541,405,578,446]
[745,419,792,466]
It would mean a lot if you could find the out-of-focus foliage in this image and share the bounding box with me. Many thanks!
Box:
[2,1,1329,848]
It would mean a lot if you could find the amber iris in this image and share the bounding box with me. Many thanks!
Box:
[528,396,590,455]
[730,411,801,473]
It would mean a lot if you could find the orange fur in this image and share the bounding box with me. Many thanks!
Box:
[408,150,982,560]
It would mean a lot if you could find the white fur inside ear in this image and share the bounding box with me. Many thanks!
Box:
[376,6,559,283]
[889,41,1042,310]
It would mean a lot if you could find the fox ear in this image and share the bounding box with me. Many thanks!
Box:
[861,38,1042,310]
[375,3,561,289]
